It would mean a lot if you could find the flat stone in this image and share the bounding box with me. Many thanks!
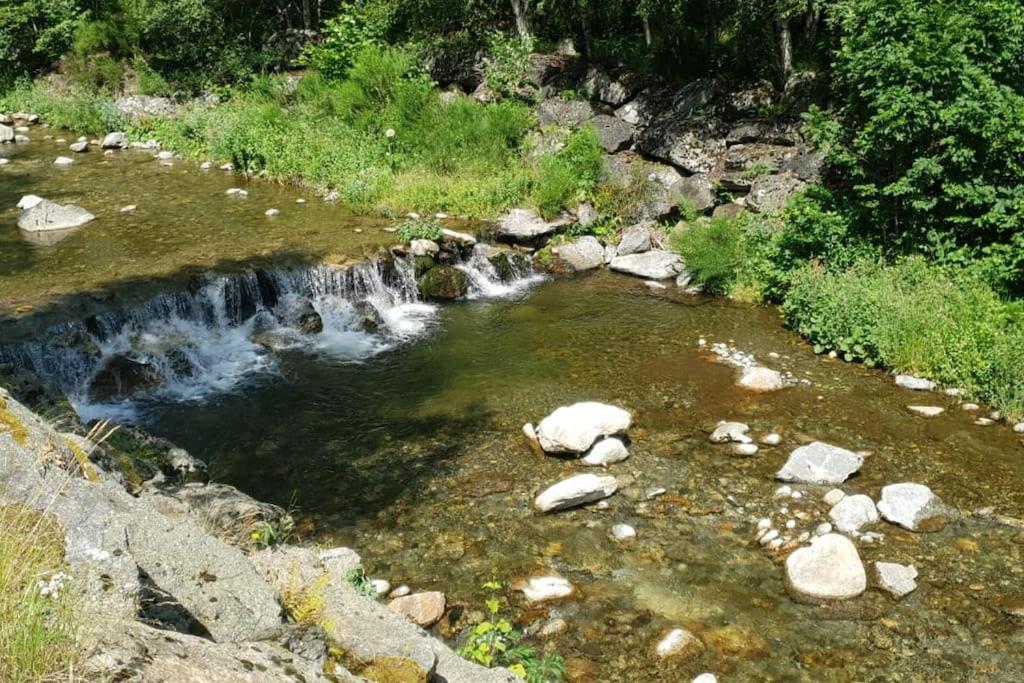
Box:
[536,402,631,453]
[709,421,750,444]
[556,236,605,271]
[785,534,866,601]
[731,443,759,456]
[611,523,636,541]
[534,473,618,512]
[908,405,944,417]
[823,489,846,507]
[591,114,635,153]
[829,494,879,533]
[512,576,574,603]
[581,437,629,466]
[737,366,786,392]
[616,222,654,256]
[895,374,936,391]
[70,141,89,153]
[874,561,918,598]
[609,250,685,280]
[496,208,567,242]
[877,482,954,532]
[54,156,74,166]
[18,199,96,232]
[389,592,446,627]
[776,442,864,485]
[655,627,703,659]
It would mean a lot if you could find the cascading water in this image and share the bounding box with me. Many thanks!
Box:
[0,250,540,422]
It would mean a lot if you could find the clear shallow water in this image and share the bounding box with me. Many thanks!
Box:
[4,133,1024,681]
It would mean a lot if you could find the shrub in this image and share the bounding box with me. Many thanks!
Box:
[300,0,395,79]
[672,217,745,295]
[531,126,604,218]
[395,217,443,244]
[483,31,535,99]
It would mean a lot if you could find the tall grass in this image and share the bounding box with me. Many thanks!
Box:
[0,82,126,136]
[671,217,745,294]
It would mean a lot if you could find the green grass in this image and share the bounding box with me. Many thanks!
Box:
[671,217,745,295]
[0,82,126,136]
[0,503,82,682]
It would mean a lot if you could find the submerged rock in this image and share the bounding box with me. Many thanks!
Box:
[877,482,954,532]
[389,592,446,628]
[737,365,786,392]
[609,250,685,280]
[89,354,164,401]
[874,561,918,599]
[776,442,864,485]
[581,437,629,466]
[785,533,866,602]
[512,575,574,603]
[908,405,944,417]
[829,494,879,533]
[654,627,703,659]
[611,523,636,541]
[18,198,96,232]
[535,402,631,453]
[895,374,936,391]
[709,421,750,444]
[534,473,618,512]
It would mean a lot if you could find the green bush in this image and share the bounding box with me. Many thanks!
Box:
[672,217,744,295]
[0,83,126,135]
[300,0,395,79]
[395,217,443,244]
[0,0,79,88]
[531,126,604,218]
[483,31,535,99]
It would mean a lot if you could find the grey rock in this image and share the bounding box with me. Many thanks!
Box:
[17,199,96,232]
[69,140,89,153]
[874,561,918,599]
[582,67,637,106]
[537,97,593,128]
[609,250,685,280]
[895,374,936,391]
[829,494,879,533]
[89,354,164,401]
[670,174,714,214]
[102,131,129,149]
[592,113,635,153]
[556,236,605,271]
[726,119,802,146]
[495,208,568,243]
[616,222,655,256]
[737,366,786,392]
[877,482,955,532]
[115,95,178,121]
[142,482,289,547]
[710,421,751,444]
[781,147,825,182]
[575,201,598,227]
[0,123,13,143]
[614,86,674,126]
[273,293,323,335]
[747,173,806,213]
[536,401,632,453]
[776,442,864,485]
[534,473,618,512]
[410,238,440,257]
[638,115,727,175]
[786,534,866,601]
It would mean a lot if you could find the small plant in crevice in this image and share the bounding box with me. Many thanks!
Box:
[395,217,443,244]
[457,581,565,683]
[344,566,378,598]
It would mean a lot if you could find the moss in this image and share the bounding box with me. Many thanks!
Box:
[417,266,469,301]
[62,437,100,483]
[0,397,29,446]
[359,657,429,683]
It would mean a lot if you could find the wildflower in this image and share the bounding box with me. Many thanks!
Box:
[384,128,396,138]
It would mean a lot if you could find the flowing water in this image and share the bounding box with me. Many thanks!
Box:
[3,137,1024,682]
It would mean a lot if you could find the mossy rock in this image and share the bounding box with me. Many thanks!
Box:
[359,656,429,683]
[412,255,437,277]
[417,266,469,301]
[489,251,532,281]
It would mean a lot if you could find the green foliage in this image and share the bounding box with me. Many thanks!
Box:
[301,0,395,79]
[783,257,1024,418]
[672,217,745,295]
[396,217,443,244]
[0,83,126,135]
[458,582,565,683]
[484,31,535,99]
[813,0,1024,252]
[532,126,605,218]
[249,514,295,549]
[344,566,378,598]
[133,56,170,96]
[0,0,79,88]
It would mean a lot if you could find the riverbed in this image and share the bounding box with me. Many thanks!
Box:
[4,136,1024,681]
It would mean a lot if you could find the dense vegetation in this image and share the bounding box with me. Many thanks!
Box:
[2,0,1022,419]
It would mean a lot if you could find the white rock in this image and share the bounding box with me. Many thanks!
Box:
[645,280,668,290]
[514,576,574,603]
[17,194,43,211]
[220,162,235,171]
[119,204,137,213]
[536,402,631,453]
[760,433,782,446]
[226,188,248,197]
[200,161,212,170]
[265,208,279,217]
[960,402,980,411]
[440,228,476,246]
[496,208,568,241]
[731,443,759,456]
[874,561,918,598]
[370,579,391,597]
[17,199,95,232]
[895,374,935,391]
[156,150,174,160]
[14,134,29,143]
[53,156,73,166]
[655,628,702,658]
[534,473,618,512]
[101,131,128,149]
[823,489,846,507]
[296,198,306,204]
[611,523,636,541]
[69,141,88,153]
[557,236,605,271]
[776,442,864,485]
[645,487,666,500]
[974,417,995,426]
[1013,422,1024,434]
[737,366,786,392]
[388,585,411,599]
[829,494,879,533]
[774,485,793,498]
[785,534,866,601]
[785,519,797,530]
[815,522,833,536]
[759,529,780,546]
[0,158,9,165]
[409,239,440,257]
[756,518,772,531]
[709,421,750,444]
[522,422,540,449]
[790,491,803,500]
[615,223,653,256]
[908,405,944,417]
[581,437,629,466]
[877,483,952,532]
[609,250,685,280]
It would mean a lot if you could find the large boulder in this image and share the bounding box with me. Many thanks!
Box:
[638,115,727,175]
[418,266,469,301]
[785,534,866,601]
[17,199,96,232]
[581,67,637,106]
[495,208,568,243]
[537,97,594,128]
[555,236,605,272]
[876,483,955,532]
[591,114,635,153]
[775,442,864,485]
[534,473,618,512]
[535,401,632,453]
[115,95,178,121]
[616,222,654,256]
[746,172,805,214]
[609,250,685,280]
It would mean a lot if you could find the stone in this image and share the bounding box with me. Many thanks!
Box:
[389,592,446,628]
[731,443,759,456]
[591,114,634,153]
[874,562,918,599]
[616,222,655,256]
[495,208,568,243]
[726,119,801,147]
[737,366,786,392]
[538,618,568,638]
[692,675,718,683]
[512,576,574,603]
[709,421,750,444]
[157,150,174,161]
[556,236,605,271]
[101,131,128,149]
[389,585,411,599]
[609,250,685,280]
[535,402,631,453]
[17,198,96,233]
[747,173,805,213]
[823,489,846,507]
[440,228,476,246]
[0,123,13,143]
[537,97,594,128]
[908,405,944,417]
[785,534,866,601]
[120,204,137,213]
[1014,422,1024,434]
[581,437,629,466]
[17,194,43,210]
[581,67,637,106]
[418,266,469,301]
[14,134,29,144]
[760,433,782,446]
[88,354,164,401]
[273,294,323,335]
[895,374,936,391]
[776,442,864,485]
[575,202,598,227]
[611,523,636,541]
[226,188,248,197]
[141,482,287,546]
[70,141,89,153]
[371,579,392,597]
[669,174,715,214]
[655,628,703,659]
[829,494,879,533]
[877,482,954,532]
[53,156,74,166]
[410,239,441,257]
[534,473,618,512]
[115,95,178,121]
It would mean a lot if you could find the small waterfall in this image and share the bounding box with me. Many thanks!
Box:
[457,244,545,299]
[0,251,539,422]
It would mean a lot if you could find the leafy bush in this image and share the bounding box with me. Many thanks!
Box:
[532,126,604,218]
[483,31,535,99]
[300,0,395,79]
[395,217,443,244]
[0,83,126,135]
[0,0,79,88]
[672,217,745,294]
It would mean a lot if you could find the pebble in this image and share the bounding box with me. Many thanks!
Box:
[157,150,174,160]
[974,417,995,426]
[759,529,780,546]
[200,161,212,170]
[961,403,980,411]
[53,156,73,166]
[757,518,772,531]
[265,208,279,217]
[1014,422,1024,434]
[692,674,717,683]
[226,188,248,197]
[645,280,668,290]
[388,585,411,599]
[731,443,759,456]
[655,628,702,658]
[119,205,137,213]
[296,198,307,204]
[768,538,784,550]
[785,519,796,530]
[538,618,568,638]
[0,158,8,165]
[823,489,846,506]
[790,491,803,500]
[759,433,782,446]
[645,487,666,500]
[611,523,637,541]
[815,522,833,536]
[774,485,793,499]
[908,405,944,417]
[370,579,391,597]
[797,531,811,543]
[220,162,234,171]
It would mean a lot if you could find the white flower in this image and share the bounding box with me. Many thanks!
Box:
[384,128,396,138]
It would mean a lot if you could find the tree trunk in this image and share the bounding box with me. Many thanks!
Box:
[642,16,652,47]
[511,0,532,39]
[301,0,311,31]
[776,17,793,86]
